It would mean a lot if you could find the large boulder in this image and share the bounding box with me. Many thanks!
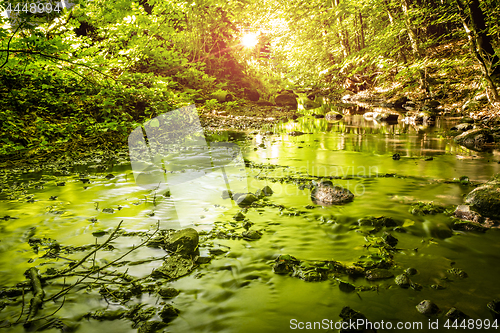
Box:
[275,91,298,108]
[454,128,493,148]
[465,184,500,219]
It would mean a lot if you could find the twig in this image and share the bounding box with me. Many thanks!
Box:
[0,49,116,81]
[14,286,25,324]
[46,220,160,302]
[57,220,123,276]
[0,22,24,69]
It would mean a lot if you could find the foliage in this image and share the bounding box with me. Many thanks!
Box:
[1,0,499,157]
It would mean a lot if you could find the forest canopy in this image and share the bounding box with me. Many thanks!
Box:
[0,0,499,158]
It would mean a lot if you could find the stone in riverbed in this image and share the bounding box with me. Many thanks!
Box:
[235,193,259,206]
[446,307,469,321]
[165,228,199,254]
[311,183,354,205]
[454,128,493,148]
[157,287,180,299]
[159,304,179,322]
[365,268,394,281]
[465,184,500,219]
[416,300,440,316]
[395,273,411,288]
[151,255,196,280]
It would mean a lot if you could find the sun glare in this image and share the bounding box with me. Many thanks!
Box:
[241,33,258,48]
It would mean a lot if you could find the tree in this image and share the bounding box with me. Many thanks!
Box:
[455,0,499,101]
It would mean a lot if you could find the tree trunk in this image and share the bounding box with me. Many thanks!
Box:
[334,0,350,58]
[455,0,499,101]
[401,0,429,93]
[467,0,500,77]
[358,12,365,51]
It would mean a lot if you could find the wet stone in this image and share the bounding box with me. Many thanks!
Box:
[487,300,500,319]
[445,307,469,321]
[105,174,115,179]
[410,282,423,291]
[311,184,354,205]
[157,287,180,299]
[166,228,199,254]
[405,267,418,275]
[102,208,114,213]
[195,256,211,264]
[382,232,398,247]
[338,280,356,293]
[235,193,259,206]
[365,268,394,281]
[242,230,262,240]
[416,300,440,316]
[261,185,273,196]
[151,255,196,280]
[447,267,468,278]
[465,184,500,219]
[159,304,179,323]
[233,212,245,221]
[395,273,411,288]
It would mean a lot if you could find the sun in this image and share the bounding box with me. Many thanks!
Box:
[241,33,258,48]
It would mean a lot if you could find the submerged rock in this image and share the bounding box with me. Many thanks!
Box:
[151,255,196,280]
[311,183,354,205]
[416,300,440,316]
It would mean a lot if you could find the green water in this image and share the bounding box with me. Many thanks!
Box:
[1,110,500,332]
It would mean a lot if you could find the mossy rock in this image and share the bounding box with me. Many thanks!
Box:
[275,92,298,108]
[166,228,199,254]
[454,128,493,148]
[465,185,500,219]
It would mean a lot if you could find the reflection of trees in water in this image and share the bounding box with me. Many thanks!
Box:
[271,114,485,158]
[341,105,367,115]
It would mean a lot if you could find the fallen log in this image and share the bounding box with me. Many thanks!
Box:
[24,267,45,325]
